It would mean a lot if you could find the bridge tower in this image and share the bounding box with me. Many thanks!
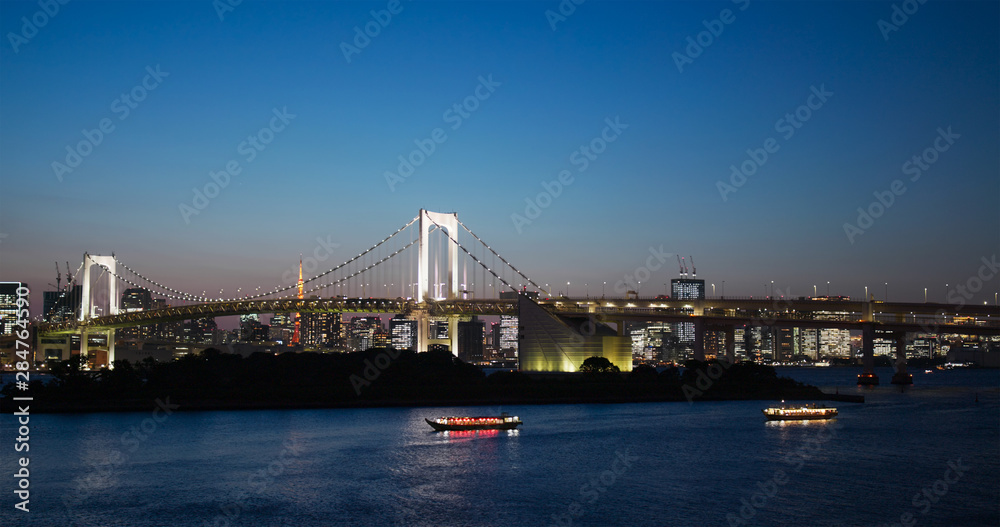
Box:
[78,253,118,369]
[416,209,460,353]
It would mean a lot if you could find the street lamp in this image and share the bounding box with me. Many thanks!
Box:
[884,282,888,302]
[924,287,927,303]
[813,284,817,297]
[864,286,868,300]
[712,283,716,297]
[567,282,570,297]
[771,280,774,298]
[826,281,830,297]
[603,282,606,298]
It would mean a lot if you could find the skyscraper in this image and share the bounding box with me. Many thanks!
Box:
[390,315,417,351]
[670,279,705,300]
[301,311,341,349]
[457,316,485,363]
[0,282,28,335]
[121,288,152,312]
[43,285,82,323]
[670,278,705,361]
[119,288,154,339]
[499,315,518,359]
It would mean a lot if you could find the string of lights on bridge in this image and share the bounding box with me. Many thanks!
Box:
[81,215,548,307]
[99,217,421,303]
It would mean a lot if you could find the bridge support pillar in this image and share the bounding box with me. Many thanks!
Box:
[107,329,116,370]
[891,332,912,385]
[858,323,879,385]
[417,210,459,303]
[413,308,429,352]
[79,328,89,365]
[692,318,705,362]
[724,326,736,364]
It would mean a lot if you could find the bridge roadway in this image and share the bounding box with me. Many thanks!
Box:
[37,296,1000,336]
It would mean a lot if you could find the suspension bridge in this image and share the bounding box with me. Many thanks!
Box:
[30,209,1000,384]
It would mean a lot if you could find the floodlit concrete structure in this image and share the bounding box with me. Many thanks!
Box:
[517,295,631,372]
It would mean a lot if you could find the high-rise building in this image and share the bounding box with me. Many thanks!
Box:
[300,312,341,349]
[268,313,294,344]
[390,315,417,351]
[670,279,705,300]
[43,285,82,323]
[457,316,485,363]
[499,315,518,359]
[372,326,390,349]
[182,318,217,343]
[429,320,450,340]
[670,279,704,361]
[347,316,383,351]
[820,329,852,358]
[775,328,795,362]
[119,288,155,340]
[873,337,895,357]
[799,329,819,360]
[121,288,152,312]
[907,334,938,359]
[646,321,673,363]
[0,282,28,335]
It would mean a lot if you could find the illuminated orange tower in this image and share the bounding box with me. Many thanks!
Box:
[292,256,303,345]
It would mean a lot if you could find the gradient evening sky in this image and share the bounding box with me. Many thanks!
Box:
[1,0,998,321]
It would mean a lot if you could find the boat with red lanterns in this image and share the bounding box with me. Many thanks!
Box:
[762,402,838,421]
[425,412,522,431]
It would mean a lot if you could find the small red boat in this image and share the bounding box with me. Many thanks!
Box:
[425,412,522,431]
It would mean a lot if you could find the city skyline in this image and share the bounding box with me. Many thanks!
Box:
[2,1,998,320]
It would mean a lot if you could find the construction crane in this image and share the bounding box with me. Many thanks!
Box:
[689,256,696,277]
[55,262,62,291]
[65,262,74,287]
[676,255,685,277]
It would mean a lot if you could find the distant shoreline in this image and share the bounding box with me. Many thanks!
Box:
[3,386,863,415]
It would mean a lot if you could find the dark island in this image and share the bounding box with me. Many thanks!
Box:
[1,349,847,413]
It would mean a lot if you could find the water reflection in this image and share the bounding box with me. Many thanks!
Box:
[436,429,520,443]
[764,418,838,428]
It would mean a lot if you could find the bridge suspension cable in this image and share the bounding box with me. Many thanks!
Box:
[300,227,432,297]
[455,218,548,295]
[105,216,419,303]
[425,216,524,296]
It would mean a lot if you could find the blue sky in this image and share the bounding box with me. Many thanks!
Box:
[1,0,998,319]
